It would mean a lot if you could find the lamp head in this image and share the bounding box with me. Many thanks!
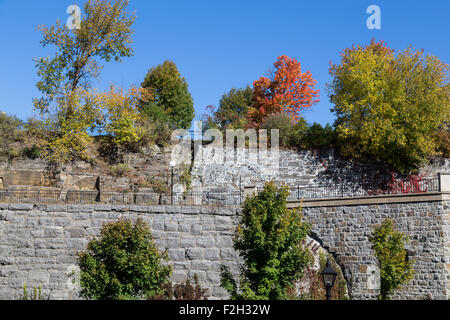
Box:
[321,260,338,288]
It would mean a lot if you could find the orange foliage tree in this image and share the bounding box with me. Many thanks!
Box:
[246,55,320,127]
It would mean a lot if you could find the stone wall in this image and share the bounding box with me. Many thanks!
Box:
[0,146,173,193]
[191,146,450,193]
[1,195,449,300]
[297,195,450,300]
[0,203,241,300]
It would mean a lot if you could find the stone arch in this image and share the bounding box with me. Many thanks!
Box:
[306,231,353,298]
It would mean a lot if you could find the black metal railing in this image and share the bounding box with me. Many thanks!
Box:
[0,177,440,205]
[286,177,440,201]
[0,189,243,206]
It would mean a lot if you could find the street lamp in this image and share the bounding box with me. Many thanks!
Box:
[169,161,176,205]
[321,260,338,300]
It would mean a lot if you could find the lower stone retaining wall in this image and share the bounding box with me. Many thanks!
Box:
[0,196,449,300]
[0,204,241,300]
[298,197,450,300]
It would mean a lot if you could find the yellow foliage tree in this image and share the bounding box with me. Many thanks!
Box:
[41,89,103,164]
[33,0,135,164]
[329,40,450,173]
[97,85,148,147]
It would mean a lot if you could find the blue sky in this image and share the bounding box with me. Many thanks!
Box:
[0,0,448,127]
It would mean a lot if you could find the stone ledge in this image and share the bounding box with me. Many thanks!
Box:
[288,192,448,208]
[0,203,240,216]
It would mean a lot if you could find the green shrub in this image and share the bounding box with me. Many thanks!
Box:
[1,147,21,160]
[179,164,193,192]
[303,123,336,151]
[110,163,130,177]
[301,253,348,300]
[221,182,312,300]
[262,113,308,148]
[149,177,170,194]
[432,125,450,158]
[369,219,415,300]
[0,112,24,157]
[151,275,209,300]
[20,283,43,300]
[22,145,41,160]
[77,218,172,300]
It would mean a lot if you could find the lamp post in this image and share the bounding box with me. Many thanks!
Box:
[170,161,176,205]
[321,260,338,300]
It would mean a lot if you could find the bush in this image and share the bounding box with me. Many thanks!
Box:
[110,163,130,177]
[262,113,308,148]
[179,164,193,192]
[149,177,170,194]
[298,253,349,300]
[303,123,336,151]
[432,126,450,158]
[221,182,312,300]
[77,218,172,300]
[151,275,209,300]
[20,284,43,300]
[369,219,414,300]
[0,112,24,156]
[22,145,41,160]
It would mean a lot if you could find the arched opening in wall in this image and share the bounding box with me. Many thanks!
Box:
[292,233,351,300]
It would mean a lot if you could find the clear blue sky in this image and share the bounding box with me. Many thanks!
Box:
[0,0,448,126]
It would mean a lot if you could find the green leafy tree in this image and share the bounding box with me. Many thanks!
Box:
[0,112,24,158]
[77,218,172,300]
[203,86,254,131]
[303,123,336,151]
[141,60,195,130]
[221,182,312,300]
[33,0,136,163]
[329,39,450,173]
[369,219,415,300]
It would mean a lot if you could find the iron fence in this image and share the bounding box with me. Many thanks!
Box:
[0,190,62,204]
[0,177,440,205]
[286,177,440,201]
[0,189,243,206]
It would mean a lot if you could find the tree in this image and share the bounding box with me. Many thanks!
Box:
[77,218,172,300]
[203,86,254,131]
[33,0,136,163]
[247,55,320,128]
[97,85,148,148]
[329,39,450,173]
[303,123,336,151]
[369,219,414,300]
[41,90,103,163]
[262,112,308,148]
[221,182,312,300]
[0,112,24,157]
[141,60,195,130]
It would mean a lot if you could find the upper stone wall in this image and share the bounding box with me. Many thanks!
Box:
[0,146,173,192]
[191,145,450,192]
